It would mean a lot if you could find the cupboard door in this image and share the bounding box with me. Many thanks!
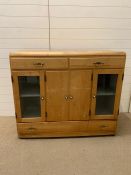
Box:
[12,71,45,122]
[91,69,123,119]
[46,71,69,121]
[69,70,92,120]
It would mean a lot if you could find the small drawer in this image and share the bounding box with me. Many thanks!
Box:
[10,57,68,69]
[88,120,116,133]
[70,57,125,68]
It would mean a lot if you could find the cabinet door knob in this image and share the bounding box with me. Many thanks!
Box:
[65,96,68,100]
[69,96,73,100]
[93,95,96,98]
[41,97,45,100]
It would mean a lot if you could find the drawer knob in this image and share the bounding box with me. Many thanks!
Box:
[33,63,45,66]
[93,62,104,65]
[100,125,107,128]
[28,127,36,130]
[41,63,45,66]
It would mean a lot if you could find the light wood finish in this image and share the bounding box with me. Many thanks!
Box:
[46,71,69,121]
[10,50,126,57]
[88,120,117,135]
[10,51,126,138]
[17,121,89,138]
[69,70,92,120]
[10,57,68,70]
[12,71,45,123]
[70,57,125,68]
[17,120,116,138]
[91,69,124,120]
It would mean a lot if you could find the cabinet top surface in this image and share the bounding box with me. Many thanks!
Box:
[10,50,126,57]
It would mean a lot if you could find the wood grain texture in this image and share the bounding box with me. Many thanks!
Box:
[46,70,69,121]
[17,120,116,138]
[69,70,92,120]
[10,50,126,57]
[10,57,68,69]
[88,120,117,135]
[70,56,125,68]
[10,51,126,138]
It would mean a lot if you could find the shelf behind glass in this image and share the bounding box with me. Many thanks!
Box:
[19,84,40,97]
[20,97,40,118]
[97,89,115,96]
[96,95,115,115]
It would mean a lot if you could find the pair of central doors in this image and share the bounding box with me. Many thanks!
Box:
[13,70,92,122]
[47,70,92,121]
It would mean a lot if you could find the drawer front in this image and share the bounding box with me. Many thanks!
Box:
[10,57,68,69]
[70,57,125,68]
[17,121,116,138]
[17,121,89,138]
[17,123,43,136]
[88,120,116,134]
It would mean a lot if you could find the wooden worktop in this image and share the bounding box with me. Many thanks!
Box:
[10,50,126,58]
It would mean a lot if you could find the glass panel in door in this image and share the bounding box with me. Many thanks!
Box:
[18,76,41,118]
[95,74,117,115]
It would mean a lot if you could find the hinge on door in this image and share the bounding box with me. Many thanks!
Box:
[44,74,47,82]
[11,76,14,83]
[45,112,48,118]
[91,74,93,81]
[122,73,124,81]
[89,109,91,116]
[117,109,119,115]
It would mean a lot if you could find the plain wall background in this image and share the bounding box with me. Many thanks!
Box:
[0,0,131,116]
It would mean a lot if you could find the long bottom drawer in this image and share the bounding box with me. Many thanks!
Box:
[17,120,117,138]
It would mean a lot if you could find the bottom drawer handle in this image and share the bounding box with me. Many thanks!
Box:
[100,125,108,128]
[94,62,104,65]
[28,127,36,130]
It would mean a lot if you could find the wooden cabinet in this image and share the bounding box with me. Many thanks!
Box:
[10,51,126,138]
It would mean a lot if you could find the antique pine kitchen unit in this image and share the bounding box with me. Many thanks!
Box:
[10,51,126,138]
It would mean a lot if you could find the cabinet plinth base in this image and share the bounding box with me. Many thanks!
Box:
[17,120,117,138]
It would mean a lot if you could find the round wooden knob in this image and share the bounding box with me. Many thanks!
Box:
[41,97,45,100]
[65,96,68,100]
[69,96,73,99]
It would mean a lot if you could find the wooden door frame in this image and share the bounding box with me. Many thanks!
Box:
[91,69,124,119]
[12,70,45,122]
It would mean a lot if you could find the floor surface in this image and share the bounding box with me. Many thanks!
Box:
[0,113,131,175]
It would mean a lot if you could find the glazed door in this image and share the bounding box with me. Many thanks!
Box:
[69,70,92,120]
[12,71,45,122]
[46,71,69,121]
[91,69,123,119]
